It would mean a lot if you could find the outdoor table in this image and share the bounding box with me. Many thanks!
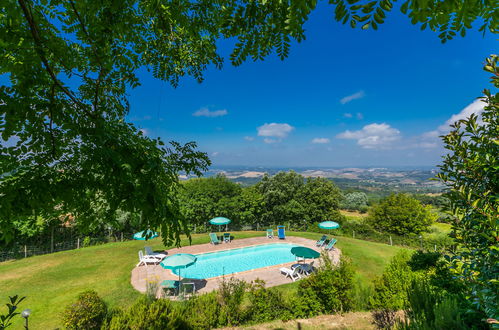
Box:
[161,280,180,296]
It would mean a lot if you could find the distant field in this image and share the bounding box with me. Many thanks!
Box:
[340,209,368,219]
[431,222,452,234]
[0,231,406,329]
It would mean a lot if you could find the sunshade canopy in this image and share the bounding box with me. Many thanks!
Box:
[291,246,320,259]
[209,217,231,225]
[133,229,158,240]
[318,221,340,230]
[160,253,197,269]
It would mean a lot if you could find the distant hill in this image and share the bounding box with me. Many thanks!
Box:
[181,166,445,194]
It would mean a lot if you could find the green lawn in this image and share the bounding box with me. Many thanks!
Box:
[0,231,406,329]
[430,222,452,234]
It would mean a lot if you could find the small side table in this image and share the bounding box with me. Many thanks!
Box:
[161,280,180,297]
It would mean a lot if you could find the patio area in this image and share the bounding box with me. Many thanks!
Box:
[130,235,341,297]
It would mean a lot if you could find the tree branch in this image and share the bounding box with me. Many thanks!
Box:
[17,0,97,120]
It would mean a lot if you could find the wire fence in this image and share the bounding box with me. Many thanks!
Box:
[1,223,456,262]
[0,232,134,262]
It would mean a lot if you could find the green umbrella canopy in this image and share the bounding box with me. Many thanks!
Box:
[133,229,158,240]
[318,221,340,230]
[209,217,231,226]
[160,253,197,269]
[291,246,320,259]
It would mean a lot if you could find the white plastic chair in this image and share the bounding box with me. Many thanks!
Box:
[279,266,302,281]
[136,250,161,267]
[145,246,167,260]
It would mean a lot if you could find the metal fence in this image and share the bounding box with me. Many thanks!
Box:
[0,232,133,262]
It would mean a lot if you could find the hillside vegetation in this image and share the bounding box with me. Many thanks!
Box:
[0,231,406,329]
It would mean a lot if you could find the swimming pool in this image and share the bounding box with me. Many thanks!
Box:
[172,243,300,279]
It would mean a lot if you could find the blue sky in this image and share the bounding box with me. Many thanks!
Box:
[128,3,496,167]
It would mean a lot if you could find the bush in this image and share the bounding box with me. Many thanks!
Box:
[183,293,220,329]
[104,296,189,329]
[82,236,91,248]
[369,251,414,311]
[244,280,293,323]
[398,279,471,330]
[61,290,107,330]
[216,277,246,326]
[298,254,355,315]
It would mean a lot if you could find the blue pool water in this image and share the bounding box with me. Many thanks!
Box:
[173,243,300,279]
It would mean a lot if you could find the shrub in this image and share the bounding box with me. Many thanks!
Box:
[398,279,470,330]
[82,236,91,247]
[216,277,246,326]
[183,293,220,329]
[298,254,355,314]
[407,250,440,271]
[61,290,107,330]
[244,280,293,323]
[105,296,189,329]
[369,251,414,311]
[351,278,373,311]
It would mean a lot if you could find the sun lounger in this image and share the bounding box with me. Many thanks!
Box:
[145,246,167,260]
[223,233,231,243]
[266,229,274,238]
[279,266,301,281]
[324,238,337,251]
[209,233,220,245]
[277,225,286,239]
[315,235,328,247]
[136,250,161,267]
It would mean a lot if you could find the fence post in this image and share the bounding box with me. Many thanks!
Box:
[389,235,393,246]
[24,245,27,258]
[121,232,123,242]
[77,238,80,249]
[352,231,355,239]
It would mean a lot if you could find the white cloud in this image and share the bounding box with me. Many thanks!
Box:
[193,107,228,118]
[437,98,485,132]
[244,136,255,141]
[311,138,330,144]
[140,128,149,135]
[263,138,279,144]
[257,123,294,138]
[337,123,401,149]
[418,99,486,148]
[343,113,353,118]
[356,112,364,120]
[211,151,219,157]
[340,90,365,105]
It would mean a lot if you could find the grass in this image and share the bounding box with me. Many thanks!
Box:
[340,210,368,220]
[0,231,407,329]
[430,222,452,234]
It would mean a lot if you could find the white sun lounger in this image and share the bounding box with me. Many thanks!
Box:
[145,246,167,260]
[136,250,161,267]
[279,266,302,281]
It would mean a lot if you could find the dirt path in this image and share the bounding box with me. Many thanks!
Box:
[219,312,375,330]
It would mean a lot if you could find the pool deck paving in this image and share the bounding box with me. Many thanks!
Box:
[130,235,341,297]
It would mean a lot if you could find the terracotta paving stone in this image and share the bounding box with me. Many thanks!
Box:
[130,235,341,297]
